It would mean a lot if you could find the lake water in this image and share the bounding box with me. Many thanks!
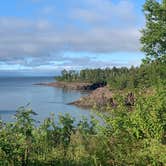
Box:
[0,77,92,123]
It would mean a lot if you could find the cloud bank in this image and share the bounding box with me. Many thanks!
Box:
[0,0,144,70]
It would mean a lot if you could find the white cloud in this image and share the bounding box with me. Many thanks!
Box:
[0,0,144,69]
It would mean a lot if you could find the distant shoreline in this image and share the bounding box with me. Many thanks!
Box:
[35,81,112,108]
[34,81,106,91]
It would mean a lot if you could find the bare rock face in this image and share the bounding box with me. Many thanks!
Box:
[69,87,115,108]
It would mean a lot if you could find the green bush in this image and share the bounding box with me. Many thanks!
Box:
[0,86,165,166]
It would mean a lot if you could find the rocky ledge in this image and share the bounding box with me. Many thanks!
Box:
[35,81,135,109]
[69,86,116,108]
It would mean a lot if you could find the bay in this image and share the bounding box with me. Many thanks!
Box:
[0,77,91,123]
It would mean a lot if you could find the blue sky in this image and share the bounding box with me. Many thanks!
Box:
[0,0,147,76]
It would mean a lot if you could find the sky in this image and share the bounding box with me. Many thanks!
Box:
[0,0,147,76]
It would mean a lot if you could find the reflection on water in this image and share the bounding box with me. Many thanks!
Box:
[0,77,92,123]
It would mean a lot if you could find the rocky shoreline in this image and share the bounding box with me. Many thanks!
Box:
[35,81,111,108]
[35,81,106,91]
[35,81,136,109]
[68,86,115,108]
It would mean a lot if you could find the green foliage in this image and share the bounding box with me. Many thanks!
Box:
[0,87,166,165]
[100,86,166,165]
[140,0,166,63]
[56,62,166,90]
[0,107,101,166]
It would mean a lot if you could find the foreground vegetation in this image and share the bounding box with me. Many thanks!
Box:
[0,86,165,166]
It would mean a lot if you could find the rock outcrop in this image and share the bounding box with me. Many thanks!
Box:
[69,87,115,108]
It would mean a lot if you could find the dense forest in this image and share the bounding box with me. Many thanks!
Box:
[0,0,166,165]
[56,62,166,90]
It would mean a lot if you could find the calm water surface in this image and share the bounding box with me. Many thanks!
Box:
[0,77,91,122]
